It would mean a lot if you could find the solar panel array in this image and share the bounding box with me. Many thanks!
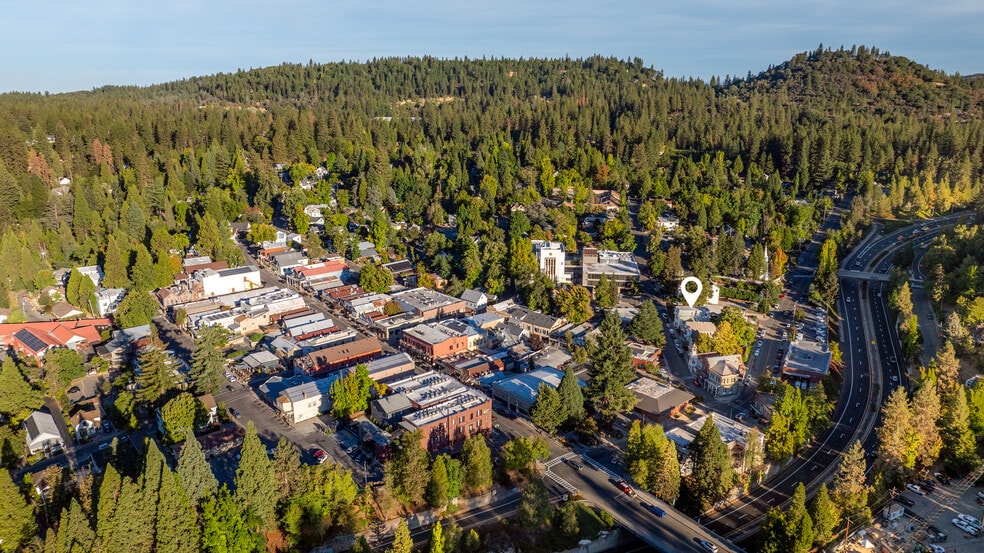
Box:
[14,329,48,352]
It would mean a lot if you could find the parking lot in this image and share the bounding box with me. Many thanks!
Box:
[879,476,984,551]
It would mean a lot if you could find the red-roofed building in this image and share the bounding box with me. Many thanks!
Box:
[0,319,112,364]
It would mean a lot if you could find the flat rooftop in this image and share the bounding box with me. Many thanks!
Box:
[402,390,490,427]
[392,287,461,312]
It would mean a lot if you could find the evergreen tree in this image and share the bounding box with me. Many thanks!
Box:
[747,242,767,280]
[688,415,734,509]
[190,325,228,395]
[134,346,172,405]
[0,468,36,552]
[518,478,552,530]
[384,430,430,506]
[443,455,463,503]
[876,386,917,479]
[427,455,450,509]
[585,311,637,416]
[201,486,265,553]
[155,467,200,553]
[114,290,158,328]
[628,299,666,346]
[810,483,839,547]
[95,463,122,546]
[234,422,279,530]
[388,519,413,553]
[160,392,205,444]
[271,436,302,501]
[129,244,157,292]
[530,383,567,433]
[176,432,219,505]
[910,376,942,470]
[0,357,43,422]
[967,380,984,435]
[939,388,980,474]
[52,499,95,553]
[102,236,130,288]
[461,434,493,493]
[593,274,618,309]
[830,441,871,524]
[787,483,814,553]
[428,520,444,553]
[463,529,481,553]
[557,367,585,422]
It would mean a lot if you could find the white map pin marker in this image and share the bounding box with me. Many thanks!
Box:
[680,277,703,307]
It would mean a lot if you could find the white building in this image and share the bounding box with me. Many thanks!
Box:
[76,265,104,287]
[200,266,262,297]
[95,288,127,316]
[276,376,339,424]
[24,411,66,455]
[531,241,570,284]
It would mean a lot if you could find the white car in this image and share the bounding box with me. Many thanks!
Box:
[955,513,982,530]
[952,518,980,536]
[906,483,925,495]
[928,544,945,553]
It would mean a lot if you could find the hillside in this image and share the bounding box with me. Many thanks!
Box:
[729,45,984,118]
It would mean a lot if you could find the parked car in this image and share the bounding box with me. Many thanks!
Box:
[229,408,241,419]
[68,386,82,395]
[565,458,584,471]
[313,449,329,464]
[920,479,936,492]
[906,483,925,495]
[895,495,915,507]
[952,518,980,536]
[933,472,951,485]
[955,513,982,530]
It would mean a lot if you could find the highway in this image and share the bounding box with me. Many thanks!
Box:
[703,211,967,544]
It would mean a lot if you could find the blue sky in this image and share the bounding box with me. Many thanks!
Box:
[2,1,981,94]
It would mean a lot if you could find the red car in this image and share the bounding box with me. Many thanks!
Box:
[615,480,634,495]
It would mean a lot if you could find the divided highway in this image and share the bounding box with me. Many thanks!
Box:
[703,212,966,544]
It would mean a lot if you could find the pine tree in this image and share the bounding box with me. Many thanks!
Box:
[388,519,413,553]
[427,455,450,509]
[787,483,814,553]
[176,433,218,505]
[428,520,445,553]
[461,434,493,493]
[234,422,279,530]
[463,529,481,553]
[810,483,839,547]
[876,386,917,478]
[160,392,203,444]
[134,346,171,405]
[102,236,130,288]
[530,383,567,433]
[0,357,43,421]
[830,441,871,524]
[518,478,552,530]
[95,463,122,545]
[155,467,200,553]
[939,388,980,474]
[0,468,36,552]
[585,311,637,416]
[129,244,157,292]
[384,429,430,507]
[593,274,618,309]
[910,376,942,469]
[628,299,666,346]
[688,415,733,509]
[52,499,95,553]
[271,436,302,501]
[201,486,264,553]
[557,367,585,422]
[190,325,228,395]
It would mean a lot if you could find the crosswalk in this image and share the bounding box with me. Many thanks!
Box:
[543,452,576,468]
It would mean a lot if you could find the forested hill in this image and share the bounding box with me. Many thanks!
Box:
[729,45,984,117]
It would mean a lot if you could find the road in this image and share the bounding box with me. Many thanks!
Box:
[702,211,964,543]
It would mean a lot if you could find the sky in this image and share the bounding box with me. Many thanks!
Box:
[2,0,982,94]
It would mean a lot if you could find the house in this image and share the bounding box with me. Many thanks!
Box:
[382,259,415,280]
[195,424,245,459]
[75,265,104,288]
[627,342,662,370]
[592,189,622,212]
[271,251,309,276]
[657,214,680,231]
[695,353,746,397]
[460,289,489,312]
[530,241,571,284]
[627,378,694,422]
[371,394,414,426]
[95,324,152,368]
[580,248,640,289]
[275,375,340,424]
[70,398,103,442]
[356,241,380,262]
[51,302,84,320]
[488,299,566,337]
[239,350,281,373]
[94,288,127,316]
[198,394,218,427]
[0,319,112,364]
[24,410,65,454]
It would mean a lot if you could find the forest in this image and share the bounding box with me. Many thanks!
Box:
[1,44,984,552]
